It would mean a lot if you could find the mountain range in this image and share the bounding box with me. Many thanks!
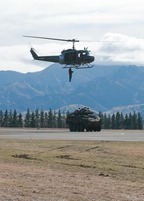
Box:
[0,64,144,116]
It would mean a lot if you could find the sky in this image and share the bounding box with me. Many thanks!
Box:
[0,0,144,73]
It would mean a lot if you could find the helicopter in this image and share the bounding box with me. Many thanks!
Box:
[23,36,95,81]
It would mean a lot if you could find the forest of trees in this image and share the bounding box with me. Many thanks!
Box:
[0,109,66,128]
[100,111,143,129]
[0,109,143,129]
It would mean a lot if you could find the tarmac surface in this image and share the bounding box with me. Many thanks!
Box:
[0,128,144,141]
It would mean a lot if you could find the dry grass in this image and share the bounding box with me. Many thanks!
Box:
[0,139,144,201]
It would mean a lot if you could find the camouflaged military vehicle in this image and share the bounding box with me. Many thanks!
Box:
[66,107,101,132]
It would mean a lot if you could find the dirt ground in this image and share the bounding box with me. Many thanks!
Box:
[1,162,144,201]
[0,139,144,201]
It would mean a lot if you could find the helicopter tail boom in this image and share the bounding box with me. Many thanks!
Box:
[30,48,59,63]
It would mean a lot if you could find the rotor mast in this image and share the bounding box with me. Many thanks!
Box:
[67,39,79,49]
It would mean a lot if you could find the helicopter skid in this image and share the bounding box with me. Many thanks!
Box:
[62,64,94,69]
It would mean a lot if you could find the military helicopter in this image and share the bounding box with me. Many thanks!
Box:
[23,36,95,81]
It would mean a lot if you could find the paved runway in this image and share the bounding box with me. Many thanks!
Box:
[0,128,144,141]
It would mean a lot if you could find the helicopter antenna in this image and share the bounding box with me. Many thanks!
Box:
[23,36,79,49]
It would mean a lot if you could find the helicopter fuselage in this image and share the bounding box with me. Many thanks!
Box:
[30,48,94,67]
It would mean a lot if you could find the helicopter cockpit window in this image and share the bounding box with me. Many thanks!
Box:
[85,51,89,55]
[78,52,84,57]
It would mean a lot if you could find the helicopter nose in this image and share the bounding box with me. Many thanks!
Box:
[89,56,95,63]
[84,55,95,63]
[91,56,95,62]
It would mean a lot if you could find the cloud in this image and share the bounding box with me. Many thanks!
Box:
[0,45,47,73]
[95,33,144,65]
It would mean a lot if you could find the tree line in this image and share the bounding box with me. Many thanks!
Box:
[0,109,66,128]
[0,109,143,129]
[100,111,143,129]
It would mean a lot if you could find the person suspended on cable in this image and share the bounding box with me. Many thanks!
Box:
[69,67,73,82]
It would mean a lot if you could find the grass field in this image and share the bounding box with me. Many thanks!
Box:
[0,139,144,201]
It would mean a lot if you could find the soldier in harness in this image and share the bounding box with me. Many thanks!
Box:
[69,67,73,82]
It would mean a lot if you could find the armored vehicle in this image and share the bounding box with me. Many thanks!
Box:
[66,107,101,132]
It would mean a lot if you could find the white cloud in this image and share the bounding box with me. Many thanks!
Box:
[0,45,47,73]
[94,33,144,65]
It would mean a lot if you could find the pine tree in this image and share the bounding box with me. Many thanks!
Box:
[132,111,137,129]
[102,113,107,129]
[129,113,133,129]
[120,113,124,129]
[107,114,111,129]
[111,114,116,129]
[61,112,67,128]
[30,111,36,128]
[137,112,143,129]
[40,110,45,128]
[3,110,9,127]
[124,114,129,129]
[0,110,3,127]
[115,112,121,129]
[48,109,53,128]
[35,108,40,129]
[18,113,23,127]
[57,110,62,128]
[24,108,31,127]
[12,110,18,127]
[44,112,49,127]
[53,111,57,128]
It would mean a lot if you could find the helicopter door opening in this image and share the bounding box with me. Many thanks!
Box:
[65,52,77,64]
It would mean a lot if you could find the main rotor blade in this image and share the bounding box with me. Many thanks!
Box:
[23,35,79,43]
